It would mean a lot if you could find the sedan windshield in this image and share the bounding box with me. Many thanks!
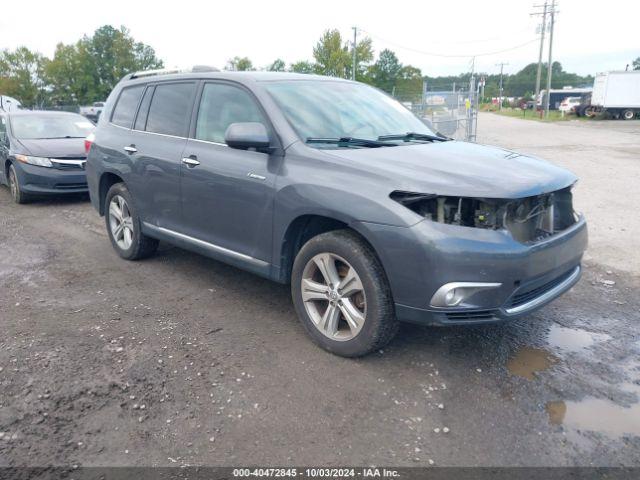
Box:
[264,80,436,146]
[10,113,95,140]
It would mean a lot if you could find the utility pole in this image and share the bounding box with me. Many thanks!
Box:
[531,1,548,107]
[352,27,357,81]
[496,62,508,110]
[544,0,557,117]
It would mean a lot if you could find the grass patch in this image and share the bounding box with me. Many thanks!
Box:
[493,108,587,122]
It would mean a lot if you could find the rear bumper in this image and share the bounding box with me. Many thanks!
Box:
[13,162,88,195]
[357,214,588,326]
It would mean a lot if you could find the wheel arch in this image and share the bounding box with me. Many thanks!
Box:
[277,213,385,284]
[4,157,16,179]
[98,171,126,216]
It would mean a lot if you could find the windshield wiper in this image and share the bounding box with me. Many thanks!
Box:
[306,137,398,148]
[36,136,86,139]
[378,132,450,142]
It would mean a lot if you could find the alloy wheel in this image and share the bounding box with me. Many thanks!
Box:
[9,167,18,201]
[108,195,134,250]
[300,253,366,341]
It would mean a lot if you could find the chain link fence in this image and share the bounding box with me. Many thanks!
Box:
[395,80,478,142]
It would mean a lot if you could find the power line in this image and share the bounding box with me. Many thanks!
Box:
[359,29,539,58]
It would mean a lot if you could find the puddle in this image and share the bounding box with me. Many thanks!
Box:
[507,347,558,380]
[547,325,611,353]
[546,398,640,438]
[546,401,567,425]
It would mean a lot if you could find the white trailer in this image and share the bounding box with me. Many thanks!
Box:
[589,71,640,120]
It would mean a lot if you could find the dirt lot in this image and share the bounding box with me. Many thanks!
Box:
[1,113,639,468]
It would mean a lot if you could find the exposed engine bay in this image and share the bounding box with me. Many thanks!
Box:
[391,186,578,243]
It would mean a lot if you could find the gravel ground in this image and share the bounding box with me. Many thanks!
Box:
[0,114,639,468]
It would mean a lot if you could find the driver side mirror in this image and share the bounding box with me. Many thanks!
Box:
[224,122,271,151]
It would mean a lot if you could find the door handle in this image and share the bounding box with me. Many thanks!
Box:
[123,145,137,154]
[182,156,200,167]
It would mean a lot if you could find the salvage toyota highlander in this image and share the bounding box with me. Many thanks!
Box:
[85,69,588,357]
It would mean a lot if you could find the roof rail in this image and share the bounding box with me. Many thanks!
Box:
[129,65,220,79]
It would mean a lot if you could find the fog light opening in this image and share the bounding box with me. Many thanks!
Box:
[430,282,502,308]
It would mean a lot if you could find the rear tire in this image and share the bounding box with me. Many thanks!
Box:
[105,183,158,260]
[8,164,30,204]
[622,109,636,121]
[291,229,398,357]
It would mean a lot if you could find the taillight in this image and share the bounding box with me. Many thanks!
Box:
[85,132,95,154]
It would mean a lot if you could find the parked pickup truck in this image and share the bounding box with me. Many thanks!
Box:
[79,102,105,123]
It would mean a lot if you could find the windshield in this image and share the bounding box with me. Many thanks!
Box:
[10,113,95,139]
[264,80,436,145]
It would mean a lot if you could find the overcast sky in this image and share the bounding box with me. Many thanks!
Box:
[2,0,638,77]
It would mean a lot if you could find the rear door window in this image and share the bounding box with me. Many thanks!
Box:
[111,86,144,128]
[145,82,196,137]
[195,83,266,144]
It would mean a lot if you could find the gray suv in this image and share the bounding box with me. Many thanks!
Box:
[86,69,587,357]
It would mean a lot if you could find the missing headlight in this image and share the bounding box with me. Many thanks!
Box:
[391,187,578,242]
[390,191,505,229]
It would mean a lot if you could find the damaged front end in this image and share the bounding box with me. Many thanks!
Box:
[391,185,579,243]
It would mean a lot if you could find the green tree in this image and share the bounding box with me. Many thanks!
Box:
[0,47,47,107]
[81,25,162,101]
[312,29,373,79]
[366,49,402,93]
[267,59,286,72]
[396,65,423,100]
[633,57,640,70]
[44,43,85,105]
[352,37,373,81]
[313,29,350,77]
[289,60,315,74]
[225,56,254,71]
[44,25,163,105]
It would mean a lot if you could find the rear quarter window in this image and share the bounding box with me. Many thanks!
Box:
[111,86,145,128]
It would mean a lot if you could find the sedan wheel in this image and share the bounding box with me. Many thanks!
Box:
[301,253,366,341]
[8,164,29,204]
[108,195,134,250]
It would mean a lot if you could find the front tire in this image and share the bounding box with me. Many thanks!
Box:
[105,183,158,260]
[8,164,30,204]
[291,230,398,357]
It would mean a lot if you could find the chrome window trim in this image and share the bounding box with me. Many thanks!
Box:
[189,137,229,148]
[131,128,186,140]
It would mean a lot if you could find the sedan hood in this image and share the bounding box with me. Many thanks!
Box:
[322,140,577,198]
[15,138,87,159]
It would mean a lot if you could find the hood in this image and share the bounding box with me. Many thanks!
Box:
[14,138,86,159]
[322,140,577,199]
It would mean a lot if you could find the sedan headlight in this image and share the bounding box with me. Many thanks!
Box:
[15,154,53,168]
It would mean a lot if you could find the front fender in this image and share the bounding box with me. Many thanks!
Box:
[271,181,417,281]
